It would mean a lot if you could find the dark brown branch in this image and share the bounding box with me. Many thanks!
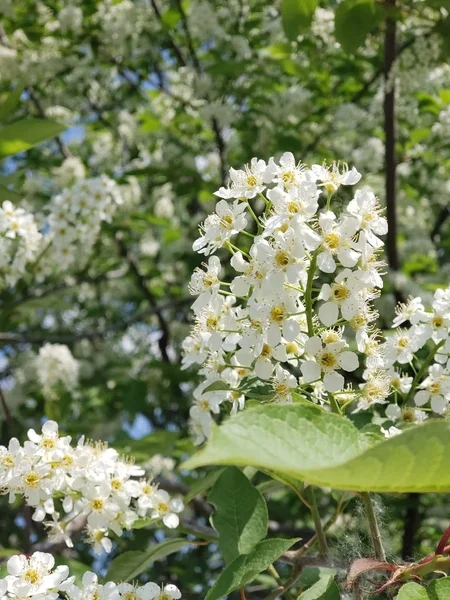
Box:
[401,493,422,561]
[431,205,450,240]
[212,117,227,186]
[304,29,434,157]
[384,0,399,272]
[116,236,171,362]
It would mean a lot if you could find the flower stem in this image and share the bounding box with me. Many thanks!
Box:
[305,250,319,337]
[247,201,263,234]
[405,340,444,404]
[305,486,328,558]
[361,492,386,561]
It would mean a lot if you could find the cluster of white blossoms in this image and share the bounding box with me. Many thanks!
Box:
[0,421,184,553]
[0,200,42,288]
[183,153,450,443]
[0,552,182,600]
[35,343,80,398]
[38,176,124,276]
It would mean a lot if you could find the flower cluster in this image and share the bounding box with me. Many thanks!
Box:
[383,289,450,418]
[35,343,80,398]
[184,154,450,444]
[0,421,183,553]
[0,200,42,288]
[0,552,182,600]
[39,176,125,277]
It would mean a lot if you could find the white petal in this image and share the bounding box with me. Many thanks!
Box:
[267,323,282,346]
[282,318,300,342]
[323,372,344,392]
[163,513,179,529]
[255,357,274,380]
[318,302,339,327]
[301,360,321,383]
[431,396,447,414]
[304,336,322,355]
[414,390,429,407]
[385,404,401,419]
[317,251,336,273]
[337,351,359,372]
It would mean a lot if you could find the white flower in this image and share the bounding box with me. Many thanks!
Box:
[189,256,221,313]
[346,187,387,248]
[149,489,184,528]
[414,363,450,414]
[271,364,297,402]
[0,200,42,288]
[317,211,360,273]
[318,269,367,326]
[6,552,68,600]
[311,161,361,192]
[193,200,247,255]
[35,343,79,398]
[301,335,358,392]
[215,157,273,199]
[266,152,307,189]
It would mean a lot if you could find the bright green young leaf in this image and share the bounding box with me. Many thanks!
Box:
[183,405,450,492]
[106,538,190,582]
[0,80,25,123]
[334,0,380,54]
[299,575,340,600]
[396,578,450,599]
[205,538,299,600]
[0,118,67,157]
[209,467,268,565]
[281,0,318,41]
[439,90,450,104]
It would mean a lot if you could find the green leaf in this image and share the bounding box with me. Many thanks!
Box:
[409,128,431,146]
[0,80,26,123]
[299,575,340,599]
[439,90,450,104]
[113,430,179,463]
[335,0,380,54]
[209,467,268,565]
[183,405,450,492]
[281,0,318,41]
[106,538,190,582]
[202,380,230,393]
[184,468,225,503]
[54,558,90,585]
[205,538,299,600]
[0,183,22,203]
[130,516,158,529]
[0,118,67,157]
[397,583,427,600]
[396,578,450,599]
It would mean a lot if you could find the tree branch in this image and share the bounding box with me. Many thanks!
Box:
[384,0,399,272]
[0,298,190,346]
[116,236,172,361]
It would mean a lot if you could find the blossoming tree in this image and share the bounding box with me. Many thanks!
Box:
[1,0,450,598]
